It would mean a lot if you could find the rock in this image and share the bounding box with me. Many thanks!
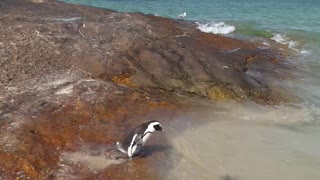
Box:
[0,0,295,104]
[0,0,299,179]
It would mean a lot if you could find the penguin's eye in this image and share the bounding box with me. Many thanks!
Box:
[154,124,163,131]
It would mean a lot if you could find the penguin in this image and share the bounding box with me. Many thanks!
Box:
[116,120,163,158]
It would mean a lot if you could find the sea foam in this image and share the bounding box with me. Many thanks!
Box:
[271,33,296,47]
[196,22,236,35]
[271,33,310,56]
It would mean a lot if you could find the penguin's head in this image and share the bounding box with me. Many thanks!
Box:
[148,121,163,132]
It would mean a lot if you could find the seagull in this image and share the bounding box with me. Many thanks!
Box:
[178,12,187,18]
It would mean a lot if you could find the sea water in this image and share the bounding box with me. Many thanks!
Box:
[61,0,320,179]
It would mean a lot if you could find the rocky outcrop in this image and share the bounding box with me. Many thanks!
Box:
[0,0,297,179]
[0,0,294,104]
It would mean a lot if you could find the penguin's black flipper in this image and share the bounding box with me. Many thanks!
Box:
[130,134,143,157]
[134,134,143,146]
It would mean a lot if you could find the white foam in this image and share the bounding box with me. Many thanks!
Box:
[271,33,288,44]
[271,33,311,56]
[300,48,311,56]
[196,22,236,35]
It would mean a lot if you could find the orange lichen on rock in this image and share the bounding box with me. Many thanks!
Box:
[112,72,138,88]
[245,55,256,63]
[206,86,235,101]
[0,152,40,179]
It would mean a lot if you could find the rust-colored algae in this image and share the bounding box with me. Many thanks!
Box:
[112,72,138,88]
[0,152,40,179]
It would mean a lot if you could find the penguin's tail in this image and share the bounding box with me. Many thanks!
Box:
[116,142,127,154]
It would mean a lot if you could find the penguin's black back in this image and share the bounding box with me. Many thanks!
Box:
[121,121,156,149]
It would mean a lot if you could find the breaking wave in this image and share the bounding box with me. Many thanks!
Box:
[196,22,236,35]
[271,33,311,56]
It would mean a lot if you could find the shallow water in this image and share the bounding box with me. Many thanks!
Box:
[164,102,320,180]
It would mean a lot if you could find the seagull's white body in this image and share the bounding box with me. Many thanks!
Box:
[178,12,187,18]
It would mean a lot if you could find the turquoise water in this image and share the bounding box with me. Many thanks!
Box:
[63,0,320,33]
[62,0,320,47]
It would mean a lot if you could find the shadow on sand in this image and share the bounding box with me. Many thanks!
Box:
[136,145,172,158]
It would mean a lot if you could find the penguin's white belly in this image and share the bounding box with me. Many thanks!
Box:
[131,145,138,156]
[128,134,137,157]
[142,133,152,145]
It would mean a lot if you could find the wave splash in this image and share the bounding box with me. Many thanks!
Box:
[271,33,310,56]
[196,22,236,35]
